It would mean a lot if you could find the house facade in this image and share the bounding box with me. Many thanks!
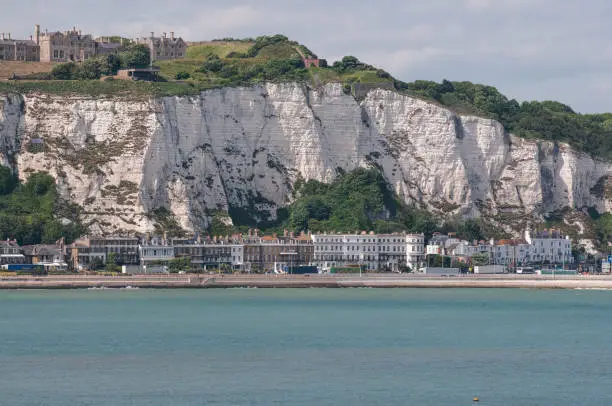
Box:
[0,240,25,265]
[136,32,186,61]
[36,25,96,62]
[0,33,39,61]
[312,232,425,272]
[69,236,139,270]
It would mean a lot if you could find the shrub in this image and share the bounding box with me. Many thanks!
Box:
[51,62,78,80]
[175,71,191,80]
[119,44,150,68]
[201,54,224,73]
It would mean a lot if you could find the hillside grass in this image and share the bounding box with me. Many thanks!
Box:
[186,41,253,59]
[0,61,57,80]
[0,80,207,98]
[256,42,301,59]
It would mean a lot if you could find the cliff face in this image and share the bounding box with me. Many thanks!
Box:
[0,83,610,235]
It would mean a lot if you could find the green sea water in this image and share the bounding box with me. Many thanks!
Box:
[1,288,611,405]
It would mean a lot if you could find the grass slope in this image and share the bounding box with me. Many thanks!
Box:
[186,41,253,59]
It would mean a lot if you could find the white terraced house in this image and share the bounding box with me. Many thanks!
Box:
[312,232,425,272]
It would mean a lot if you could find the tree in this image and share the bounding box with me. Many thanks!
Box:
[439,79,455,94]
[596,213,612,248]
[120,44,150,68]
[471,253,490,266]
[51,62,78,80]
[105,252,119,273]
[24,172,55,196]
[100,54,122,76]
[89,257,104,271]
[168,257,191,273]
[201,55,224,73]
[376,69,391,79]
[76,58,102,80]
[0,166,17,195]
[218,64,238,79]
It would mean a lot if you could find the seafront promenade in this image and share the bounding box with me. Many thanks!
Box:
[2,274,612,289]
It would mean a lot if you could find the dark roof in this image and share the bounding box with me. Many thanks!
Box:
[0,39,37,46]
[14,40,37,46]
[22,244,62,256]
[97,43,122,50]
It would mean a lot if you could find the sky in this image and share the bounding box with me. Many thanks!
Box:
[2,0,612,113]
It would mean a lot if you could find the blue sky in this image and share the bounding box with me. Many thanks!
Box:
[3,0,611,113]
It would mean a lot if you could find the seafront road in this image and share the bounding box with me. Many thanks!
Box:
[2,274,612,289]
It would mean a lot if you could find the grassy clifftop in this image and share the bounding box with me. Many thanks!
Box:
[2,33,612,161]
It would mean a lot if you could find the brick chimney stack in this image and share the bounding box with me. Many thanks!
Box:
[34,24,40,45]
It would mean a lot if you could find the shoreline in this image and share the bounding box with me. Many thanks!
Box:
[2,274,612,290]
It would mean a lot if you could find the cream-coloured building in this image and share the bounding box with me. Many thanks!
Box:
[312,232,425,272]
[136,32,187,61]
[36,25,96,62]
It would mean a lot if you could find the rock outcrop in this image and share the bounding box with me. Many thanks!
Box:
[1,83,610,235]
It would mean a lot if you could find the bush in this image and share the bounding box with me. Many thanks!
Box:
[332,56,374,73]
[376,69,390,79]
[76,58,102,80]
[0,166,17,195]
[0,169,85,245]
[201,54,224,73]
[175,71,191,80]
[119,44,150,68]
[51,62,78,80]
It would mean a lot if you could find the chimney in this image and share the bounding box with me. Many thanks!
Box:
[30,35,33,40]
[170,32,175,40]
[163,32,167,39]
[7,33,11,40]
[34,24,40,45]
[150,31,154,38]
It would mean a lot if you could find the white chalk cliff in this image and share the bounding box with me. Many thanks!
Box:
[0,82,610,235]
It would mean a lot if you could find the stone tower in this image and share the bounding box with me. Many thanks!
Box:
[34,24,40,45]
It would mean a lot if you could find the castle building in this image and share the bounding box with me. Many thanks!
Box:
[136,32,186,61]
[0,32,39,61]
[36,25,96,62]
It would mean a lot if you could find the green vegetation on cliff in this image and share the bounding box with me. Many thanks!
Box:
[217,167,495,241]
[399,80,612,161]
[0,168,85,245]
[2,34,612,161]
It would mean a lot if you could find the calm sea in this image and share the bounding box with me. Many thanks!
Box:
[1,288,611,406]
